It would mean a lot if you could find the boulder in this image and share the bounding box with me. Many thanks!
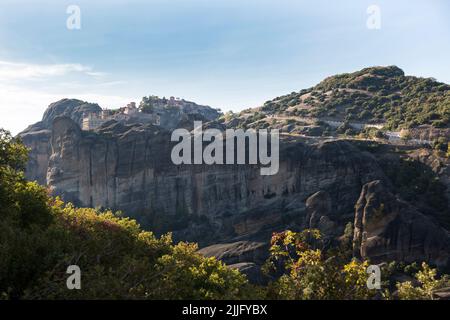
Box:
[353,180,450,268]
[305,191,337,238]
[228,262,266,284]
[198,241,269,265]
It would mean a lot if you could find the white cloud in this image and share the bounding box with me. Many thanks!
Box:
[0,60,133,135]
[0,60,105,81]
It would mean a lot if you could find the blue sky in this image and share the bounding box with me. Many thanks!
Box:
[0,0,449,134]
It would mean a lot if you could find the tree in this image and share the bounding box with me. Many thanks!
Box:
[432,137,448,153]
[397,263,449,300]
[263,230,376,300]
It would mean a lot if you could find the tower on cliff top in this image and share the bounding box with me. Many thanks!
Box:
[82,112,105,131]
[124,102,137,115]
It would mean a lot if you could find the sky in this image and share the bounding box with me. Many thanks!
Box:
[0,0,449,134]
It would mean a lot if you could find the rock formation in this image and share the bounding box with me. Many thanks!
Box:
[43,115,387,246]
[353,180,450,268]
[305,191,337,241]
[19,99,102,185]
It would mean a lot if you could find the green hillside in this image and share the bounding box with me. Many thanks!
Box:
[260,66,449,129]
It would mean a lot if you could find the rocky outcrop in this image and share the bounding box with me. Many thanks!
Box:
[432,287,450,300]
[408,148,450,211]
[228,262,265,284]
[198,241,269,266]
[19,98,223,184]
[18,99,102,184]
[19,126,51,185]
[44,116,386,245]
[41,99,102,128]
[140,96,221,129]
[305,191,338,240]
[353,180,450,268]
[198,241,269,284]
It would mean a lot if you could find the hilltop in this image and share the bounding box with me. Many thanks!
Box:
[221,66,449,132]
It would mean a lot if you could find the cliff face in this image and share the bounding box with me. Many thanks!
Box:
[20,127,51,185]
[19,99,102,185]
[353,180,450,268]
[46,116,385,245]
[42,99,102,128]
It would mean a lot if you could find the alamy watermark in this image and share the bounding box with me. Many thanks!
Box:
[171,121,279,175]
[66,5,81,30]
[66,265,81,290]
[367,5,381,30]
[367,264,381,289]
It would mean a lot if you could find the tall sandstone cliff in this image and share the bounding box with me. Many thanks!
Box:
[46,116,384,242]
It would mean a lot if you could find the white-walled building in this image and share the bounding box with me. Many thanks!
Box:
[82,102,160,131]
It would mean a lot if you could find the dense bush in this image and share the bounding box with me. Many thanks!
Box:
[262,230,377,300]
[397,263,449,300]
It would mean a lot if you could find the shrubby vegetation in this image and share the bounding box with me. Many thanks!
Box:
[380,157,449,228]
[359,127,386,140]
[260,230,450,300]
[261,230,377,300]
[396,262,449,300]
[0,129,449,299]
[260,66,449,129]
[432,137,450,157]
